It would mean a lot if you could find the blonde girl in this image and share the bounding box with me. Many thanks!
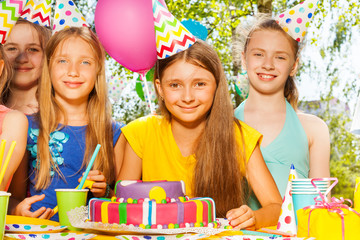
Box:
[119,40,282,229]
[234,17,330,209]
[9,27,125,220]
[3,18,51,115]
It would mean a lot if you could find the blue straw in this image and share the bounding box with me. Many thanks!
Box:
[240,229,282,237]
[78,144,101,189]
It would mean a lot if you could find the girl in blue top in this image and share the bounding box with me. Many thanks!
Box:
[9,27,125,220]
[234,17,330,209]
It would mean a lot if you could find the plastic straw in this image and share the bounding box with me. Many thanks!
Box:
[0,139,6,170]
[240,229,282,237]
[51,180,95,217]
[51,145,101,217]
[77,144,101,189]
[0,141,16,186]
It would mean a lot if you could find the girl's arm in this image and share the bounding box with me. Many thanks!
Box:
[299,113,330,178]
[0,110,28,190]
[8,152,53,219]
[114,133,126,180]
[117,139,142,181]
[227,144,282,229]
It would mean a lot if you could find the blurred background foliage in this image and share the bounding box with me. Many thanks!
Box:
[73,0,360,200]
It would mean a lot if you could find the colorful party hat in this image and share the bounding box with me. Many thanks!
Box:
[181,19,208,41]
[52,0,89,34]
[152,0,196,59]
[21,0,52,27]
[20,0,36,20]
[107,75,128,102]
[275,0,318,42]
[0,0,28,44]
[276,164,298,235]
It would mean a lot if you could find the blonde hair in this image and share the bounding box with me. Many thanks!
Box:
[34,27,115,190]
[154,40,248,217]
[0,18,51,105]
[239,15,300,109]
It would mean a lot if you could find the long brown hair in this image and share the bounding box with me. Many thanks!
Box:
[0,45,13,104]
[1,18,51,105]
[35,27,115,190]
[154,40,247,217]
[243,17,300,109]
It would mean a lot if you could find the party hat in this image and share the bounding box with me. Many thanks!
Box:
[52,0,89,34]
[0,0,28,44]
[107,75,128,102]
[276,164,298,235]
[181,19,208,41]
[152,0,196,59]
[275,0,318,42]
[21,0,52,27]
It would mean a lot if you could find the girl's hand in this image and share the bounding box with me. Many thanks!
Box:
[79,170,107,198]
[226,205,256,230]
[13,194,53,219]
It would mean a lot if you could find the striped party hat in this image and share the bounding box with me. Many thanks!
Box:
[0,0,28,44]
[52,0,89,34]
[275,0,318,42]
[152,0,196,59]
[21,0,52,27]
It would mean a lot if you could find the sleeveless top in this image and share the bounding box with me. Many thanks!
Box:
[27,115,124,221]
[234,100,309,210]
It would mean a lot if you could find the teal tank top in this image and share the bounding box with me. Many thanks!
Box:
[234,100,309,210]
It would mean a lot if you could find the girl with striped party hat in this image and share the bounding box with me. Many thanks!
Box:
[119,0,282,230]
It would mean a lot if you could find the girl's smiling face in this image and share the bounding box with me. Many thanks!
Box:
[155,59,217,127]
[50,36,98,105]
[242,29,298,96]
[4,23,44,89]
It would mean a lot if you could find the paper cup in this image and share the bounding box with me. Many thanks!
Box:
[292,192,319,225]
[0,191,11,239]
[292,179,329,185]
[55,189,88,231]
[291,187,328,191]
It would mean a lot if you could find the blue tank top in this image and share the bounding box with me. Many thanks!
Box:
[234,100,309,209]
[27,115,124,221]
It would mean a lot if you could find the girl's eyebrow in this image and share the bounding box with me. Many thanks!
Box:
[4,43,41,47]
[53,54,96,60]
[250,47,291,56]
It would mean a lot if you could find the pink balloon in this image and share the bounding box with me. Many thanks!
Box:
[95,0,157,73]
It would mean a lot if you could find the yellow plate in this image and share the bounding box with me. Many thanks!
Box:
[5,215,66,233]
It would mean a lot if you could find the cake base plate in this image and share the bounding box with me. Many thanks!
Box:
[68,206,228,236]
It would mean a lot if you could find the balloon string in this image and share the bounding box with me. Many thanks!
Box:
[140,73,156,115]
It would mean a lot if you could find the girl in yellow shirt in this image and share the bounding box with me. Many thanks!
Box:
[119,40,281,230]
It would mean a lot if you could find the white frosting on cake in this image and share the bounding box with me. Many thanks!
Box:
[120,180,139,186]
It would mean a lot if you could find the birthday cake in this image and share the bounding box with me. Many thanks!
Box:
[88,180,218,228]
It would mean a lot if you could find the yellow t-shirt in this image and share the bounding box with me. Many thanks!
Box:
[122,115,262,197]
